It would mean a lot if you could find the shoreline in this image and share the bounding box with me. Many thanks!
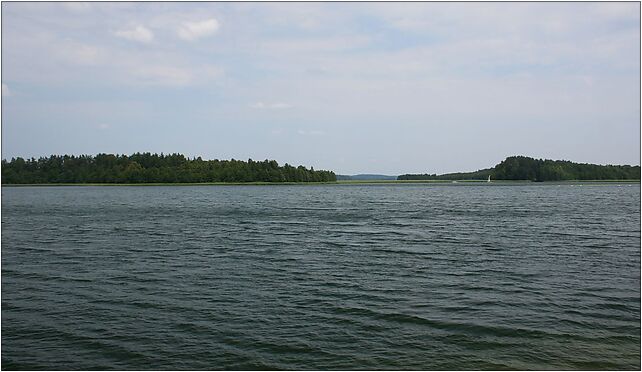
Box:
[1,179,640,187]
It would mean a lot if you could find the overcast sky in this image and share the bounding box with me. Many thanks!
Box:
[2,2,640,174]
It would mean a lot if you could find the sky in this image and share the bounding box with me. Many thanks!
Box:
[1,2,640,175]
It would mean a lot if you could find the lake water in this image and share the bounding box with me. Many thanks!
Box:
[2,184,640,370]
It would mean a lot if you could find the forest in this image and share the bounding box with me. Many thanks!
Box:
[398,168,492,181]
[1,153,336,184]
[398,156,640,181]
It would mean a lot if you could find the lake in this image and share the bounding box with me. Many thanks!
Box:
[2,184,640,370]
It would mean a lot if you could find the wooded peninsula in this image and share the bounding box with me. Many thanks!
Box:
[398,156,640,181]
[1,153,336,184]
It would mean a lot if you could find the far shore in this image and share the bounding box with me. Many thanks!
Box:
[1,179,640,187]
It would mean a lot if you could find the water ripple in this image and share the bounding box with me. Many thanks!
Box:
[2,184,640,370]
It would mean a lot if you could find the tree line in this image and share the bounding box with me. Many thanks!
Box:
[1,153,337,184]
[492,156,640,181]
[398,168,492,181]
[398,156,640,181]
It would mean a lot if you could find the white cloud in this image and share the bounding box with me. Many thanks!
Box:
[24,33,223,87]
[250,102,292,110]
[132,65,193,86]
[127,64,222,87]
[178,18,220,41]
[58,42,102,65]
[201,65,225,80]
[297,129,325,136]
[259,36,370,54]
[74,46,100,64]
[115,25,154,43]
[63,2,91,13]
[2,84,11,97]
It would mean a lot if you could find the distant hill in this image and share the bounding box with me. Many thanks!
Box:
[337,174,398,181]
[398,156,641,182]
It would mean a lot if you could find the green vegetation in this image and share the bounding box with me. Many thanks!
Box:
[398,168,492,181]
[3,154,638,185]
[336,174,397,181]
[493,156,640,181]
[1,153,336,184]
[398,156,640,182]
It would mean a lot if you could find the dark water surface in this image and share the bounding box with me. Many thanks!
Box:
[2,184,640,370]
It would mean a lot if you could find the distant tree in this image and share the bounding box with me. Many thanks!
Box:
[1,153,337,184]
[398,156,640,181]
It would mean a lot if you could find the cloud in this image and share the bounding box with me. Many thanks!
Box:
[250,102,293,110]
[115,25,154,43]
[201,65,225,80]
[297,129,325,136]
[57,42,102,65]
[63,2,91,13]
[259,36,370,54]
[178,18,220,41]
[21,33,223,87]
[2,84,11,97]
[132,65,193,86]
[74,46,100,65]
[124,63,223,86]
